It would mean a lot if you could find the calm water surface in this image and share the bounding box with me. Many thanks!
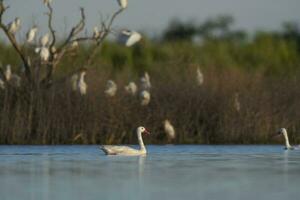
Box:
[0,145,299,200]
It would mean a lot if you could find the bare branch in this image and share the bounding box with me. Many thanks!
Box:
[84,8,123,67]
[0,1,32,83]
[46,3,56,51]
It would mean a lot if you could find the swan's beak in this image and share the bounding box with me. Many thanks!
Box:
[144,129,150,135]
[272,132,281,138]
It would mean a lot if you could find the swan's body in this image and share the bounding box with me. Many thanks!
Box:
[277,128,298,150]
[101,126,150,156]
[118,30,142,47]
[26,26,38,43]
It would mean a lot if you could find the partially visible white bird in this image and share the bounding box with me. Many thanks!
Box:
[35,47,50,62]
[117,0,128,9]
[43,0,52,5]
[78,69,87,95]
[140,72,151,91]
[93,26,100,39]
[3,65,21,87]
[40,33,50,47]
[234,92,241,112]
[105,80,117,97]
[164,120,176,142]
[196,67,204,86]
[125,81,138,95]
[26,26,38,43]
[7,17,21,34]
[4,64,12,81]
[118,30,142,47]
[70,41,79,50]
[101,126,150,156]
[140,90,150,106]
[275,128,299,150]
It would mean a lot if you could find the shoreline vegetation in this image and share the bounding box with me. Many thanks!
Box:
[1,15,300,145]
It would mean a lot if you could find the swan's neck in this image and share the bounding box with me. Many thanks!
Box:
[283,132,292,149]
[137,131,146,152]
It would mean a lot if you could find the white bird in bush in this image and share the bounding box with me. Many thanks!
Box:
[43,0,52,5]
[117,0,128,9]
[93,26,100,39]
[35,47,50,62]
[4,65,21,87]
[78,69,87,95]
[125,81,137,95]
[4,64,12,81]
[118,30,142,47]
[26,26,38,43]
[101,126,150,156]
[164,119,176,141]
[196,67,204,86]
[140,90,150,106]
[105,80,117,97]
[140,72,151,90]
[40,33,50,47]
[7,17,21,34]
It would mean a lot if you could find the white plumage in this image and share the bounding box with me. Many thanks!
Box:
[8,18,21,34]
[164,120,176,141]
[140,72,151,91]
[40,33,50,47]
[93,26,100,39]
[26,26,38,43]
[78,70,87,95]
[43,0,52,5]
[4,64,12,81]
[101,126,150,156]
[125,81,137,95]
[140,90,150,106]
[118,30,142,47]
[35,47,50,61]
[117,0,128,9]
[105,80,117,97]
[196,67,204,86]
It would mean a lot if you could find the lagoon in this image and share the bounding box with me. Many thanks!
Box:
[0,145,299,200]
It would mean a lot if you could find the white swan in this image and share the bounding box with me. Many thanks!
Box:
[101,126,150,156]
[276,128,298,150]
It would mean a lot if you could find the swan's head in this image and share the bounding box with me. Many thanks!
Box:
[277,128,287,136]
[137,126,150,135]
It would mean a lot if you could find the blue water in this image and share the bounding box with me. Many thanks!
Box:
[0,145,299,200]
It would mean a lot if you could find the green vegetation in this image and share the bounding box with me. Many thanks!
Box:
[0,17,300,144]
